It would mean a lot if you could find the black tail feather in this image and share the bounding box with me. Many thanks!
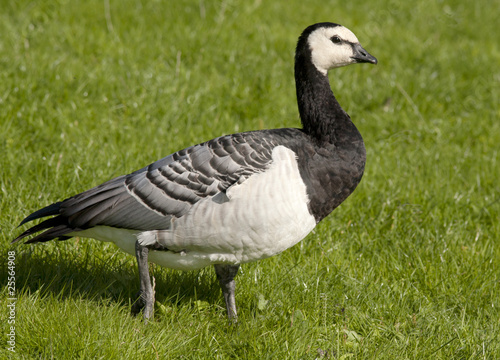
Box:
[24,224,80,244]
[18,202,62,226]
[12,200,80,244]
[13,215,68,244]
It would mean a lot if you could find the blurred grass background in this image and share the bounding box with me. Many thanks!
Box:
[0,0,499,358]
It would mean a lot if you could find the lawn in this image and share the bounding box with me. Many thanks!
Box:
[1,0,499,358]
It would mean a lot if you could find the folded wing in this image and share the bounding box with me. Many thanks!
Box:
[14,131,280,244]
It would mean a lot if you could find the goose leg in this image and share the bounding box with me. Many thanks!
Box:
[131,240,155,322]
[214,264,240,321]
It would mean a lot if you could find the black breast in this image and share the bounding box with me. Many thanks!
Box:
[292,121,366,223]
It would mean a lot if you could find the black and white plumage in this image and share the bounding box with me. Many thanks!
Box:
[13,22,377,321]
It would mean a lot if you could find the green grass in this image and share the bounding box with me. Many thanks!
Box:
[1,0,499,358]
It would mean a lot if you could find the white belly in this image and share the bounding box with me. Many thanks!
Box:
[73,146,317,271]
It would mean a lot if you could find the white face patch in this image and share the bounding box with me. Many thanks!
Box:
[307,25,361,75]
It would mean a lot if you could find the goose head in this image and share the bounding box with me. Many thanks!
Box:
[301,22,377,75]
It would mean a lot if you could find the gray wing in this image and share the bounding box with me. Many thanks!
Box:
[59,132,277,231]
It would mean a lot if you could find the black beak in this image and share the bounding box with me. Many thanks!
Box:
[351,43,377,65]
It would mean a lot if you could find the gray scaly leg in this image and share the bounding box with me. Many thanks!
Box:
[214,264,240,321]
[131,240,155,322]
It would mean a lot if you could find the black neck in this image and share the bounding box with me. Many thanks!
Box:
[294,51,350,144]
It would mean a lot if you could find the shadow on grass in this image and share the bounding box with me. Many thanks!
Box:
[1,240,223,315]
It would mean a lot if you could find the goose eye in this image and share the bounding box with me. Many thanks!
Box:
[331,36,342,44]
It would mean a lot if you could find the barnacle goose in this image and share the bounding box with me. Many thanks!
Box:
[13,22,377,321]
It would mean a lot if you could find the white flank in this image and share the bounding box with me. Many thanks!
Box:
[72,146,317,271]
[70,227,138,255]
